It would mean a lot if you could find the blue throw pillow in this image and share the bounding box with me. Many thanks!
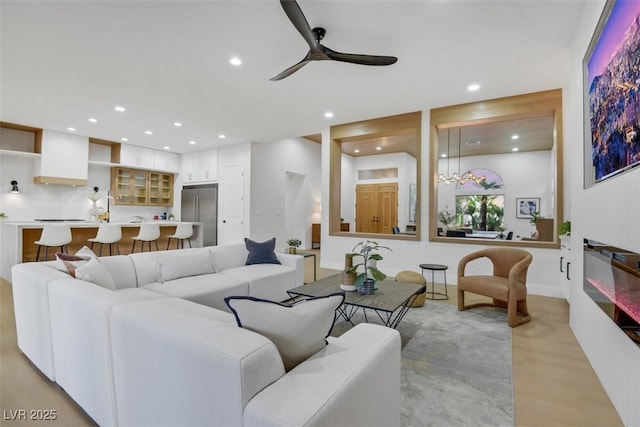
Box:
[245,237,281,265]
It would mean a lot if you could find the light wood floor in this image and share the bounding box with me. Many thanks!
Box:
[0,251,623,426]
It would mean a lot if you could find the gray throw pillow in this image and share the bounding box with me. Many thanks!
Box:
[244,237,281,265]
[224,293,345,371]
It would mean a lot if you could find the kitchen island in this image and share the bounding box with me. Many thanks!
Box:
[0,221,203,282]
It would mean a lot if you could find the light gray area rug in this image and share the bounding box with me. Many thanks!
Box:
[332,300,514,427]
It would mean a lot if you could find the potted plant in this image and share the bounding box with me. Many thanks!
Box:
[559,220,571,236]
[346,240,391,295]
[286,238,301,254]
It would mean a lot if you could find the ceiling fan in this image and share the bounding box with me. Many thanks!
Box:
[270,0,398,81]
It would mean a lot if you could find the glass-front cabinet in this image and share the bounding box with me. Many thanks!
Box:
[148,172,173,206]
[111,167,173,206]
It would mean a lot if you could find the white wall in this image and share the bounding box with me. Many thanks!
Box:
[566,2,640,425]
[250,138,321,250]
[0,155,170,223]
[437,150,552,238]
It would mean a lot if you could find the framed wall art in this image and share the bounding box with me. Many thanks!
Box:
[516,198,540,219]
[584,0,640,185]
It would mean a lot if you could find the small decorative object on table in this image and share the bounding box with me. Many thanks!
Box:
[87,186,113,222]
[347,240,391,295]
[438,206,455,233]
[340,253,358,291]
[286,238,301,254]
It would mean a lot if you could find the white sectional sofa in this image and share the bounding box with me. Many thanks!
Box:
[11,244,402,426]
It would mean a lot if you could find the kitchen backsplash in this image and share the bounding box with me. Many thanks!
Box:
[1,155,175,222]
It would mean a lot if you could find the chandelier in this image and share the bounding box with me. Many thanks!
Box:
[437,128,486,186]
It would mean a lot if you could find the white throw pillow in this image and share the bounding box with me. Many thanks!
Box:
[224,293,345,371]
[54,246,98,273]
[154,249,216,283]
[73,257,117,291]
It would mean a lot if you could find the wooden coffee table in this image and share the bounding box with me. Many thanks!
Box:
[287,274,426,329]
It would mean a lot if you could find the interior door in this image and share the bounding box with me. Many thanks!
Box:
[355,184,378,233]
[377,183,398,234]
[355,183,398,233]
[218,164,245,245]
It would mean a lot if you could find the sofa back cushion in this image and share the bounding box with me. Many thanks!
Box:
[153,249,216,283]
[98,256,138,290]
[211,244,249,272]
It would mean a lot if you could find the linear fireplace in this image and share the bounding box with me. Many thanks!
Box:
[584,240,640,347]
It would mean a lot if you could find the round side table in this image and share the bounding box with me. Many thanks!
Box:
[419,263,449,300]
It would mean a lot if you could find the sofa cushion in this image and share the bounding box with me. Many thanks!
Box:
[220,264,295,302]
[54,246,97,273]
[73,257,117,291]
[154,249,215,283]
[244,237,280,265]
[143,274,249,312]
[224,293,345,371]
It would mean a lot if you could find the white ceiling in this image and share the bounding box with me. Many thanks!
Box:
[0,0,584,154]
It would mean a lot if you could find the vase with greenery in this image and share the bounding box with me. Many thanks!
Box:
[346,240,391,295]
[286,238,301,254]
[438,206,455,232]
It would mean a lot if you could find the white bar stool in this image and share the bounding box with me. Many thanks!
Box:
[131,223,160,252]
[166,223,193,250]
[88,224,122,256]
[34,225,72,261]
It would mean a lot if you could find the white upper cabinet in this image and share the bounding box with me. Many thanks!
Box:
[119,144,155,169]
[119,144,178,172]
[153,150,179,172]
[180,148,218,183]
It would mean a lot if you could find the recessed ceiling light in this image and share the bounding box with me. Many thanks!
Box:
[511,134,519,140]
[229,57,242,66]
[324,112,334,118]
[67,127,76,132]
[376,147,382,151]
[218,134,226,139]
[88,118,97,123]
[173,122,182,127]
[189,140,197,145]
[441,154,447,158]
[163,146,170,150]
[114,106,126,112]
[512,147,519,152]
[467,83,480,91]
[145,130,153,135]
[121,137,128,142]
[354,149,360,153]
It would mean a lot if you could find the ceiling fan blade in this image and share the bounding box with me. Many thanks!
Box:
[270,58,312,81]
[324,47,398,66]
[279,0,318,49]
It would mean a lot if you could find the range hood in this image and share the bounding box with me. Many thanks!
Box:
[33,130,89,186]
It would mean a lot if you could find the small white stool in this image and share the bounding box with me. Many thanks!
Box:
[166,223,193,250]
[88,224,122,256]
[34,225,72,261]
[131,223,160,252]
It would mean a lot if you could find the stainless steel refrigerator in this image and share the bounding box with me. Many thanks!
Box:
[181,184,218,246]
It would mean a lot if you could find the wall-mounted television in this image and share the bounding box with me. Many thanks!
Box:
[584,0,640,186]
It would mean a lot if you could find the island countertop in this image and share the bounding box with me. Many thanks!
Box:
[0,221,203,282]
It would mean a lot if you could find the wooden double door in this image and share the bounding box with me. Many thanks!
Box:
[355,183,398,234]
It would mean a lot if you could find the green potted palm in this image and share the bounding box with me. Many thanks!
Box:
[286,238,301,254]
[346,240,391,295]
